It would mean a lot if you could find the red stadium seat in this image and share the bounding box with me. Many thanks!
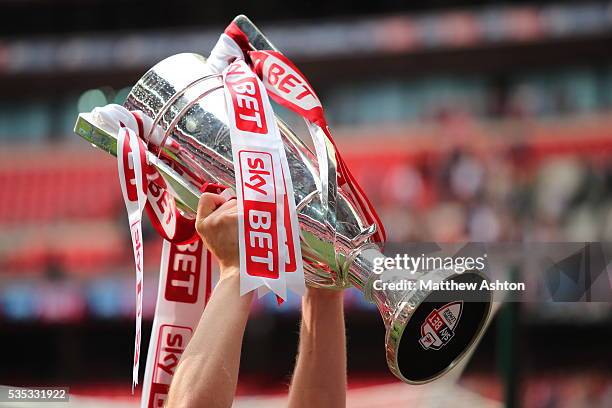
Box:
[0,147,120,224]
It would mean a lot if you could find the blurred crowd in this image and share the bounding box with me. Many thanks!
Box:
[367,147,612,244]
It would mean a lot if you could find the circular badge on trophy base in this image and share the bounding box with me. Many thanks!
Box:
[396,272,492,383]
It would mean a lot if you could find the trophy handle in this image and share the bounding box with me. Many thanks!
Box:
[74,113,202,213]
[231,15,279,51]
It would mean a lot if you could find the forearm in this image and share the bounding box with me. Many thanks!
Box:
[167,270,253,408]
[288,288,347,408]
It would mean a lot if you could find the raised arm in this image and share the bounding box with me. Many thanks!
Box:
[166,193,253,408]
[288,288,347,408]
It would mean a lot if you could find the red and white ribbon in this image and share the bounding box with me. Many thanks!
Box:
[222,59,304,300]
[116,125,148,390]
[210,24,387,245]
[141,239,217,408]
[97,104,217,406]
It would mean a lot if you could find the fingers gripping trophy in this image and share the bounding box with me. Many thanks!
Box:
[74,14,492,395]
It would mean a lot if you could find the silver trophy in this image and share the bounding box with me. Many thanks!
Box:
[74,15,491,384]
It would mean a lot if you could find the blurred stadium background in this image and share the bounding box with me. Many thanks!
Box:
[1,1,611,407]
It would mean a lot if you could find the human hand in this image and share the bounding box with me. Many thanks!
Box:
[195,193,239,275]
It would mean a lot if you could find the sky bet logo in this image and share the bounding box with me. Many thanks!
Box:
[149,325,192,407]
[164,241,203,304]
[226,63,268,134]
[255,53,319,111]
[239,150,280,279]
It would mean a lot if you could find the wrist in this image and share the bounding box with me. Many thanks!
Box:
[304,287,344,311]
[306,286,344,300]
[214,270,254,307]
[218,264,240,281]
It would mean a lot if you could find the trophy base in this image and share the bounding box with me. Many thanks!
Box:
[386,272,492,384]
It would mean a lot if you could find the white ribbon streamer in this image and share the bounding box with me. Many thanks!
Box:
[141,239,214,407]
[116,126,148,390]
[222,59,304,300]
[97,104,219,405]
